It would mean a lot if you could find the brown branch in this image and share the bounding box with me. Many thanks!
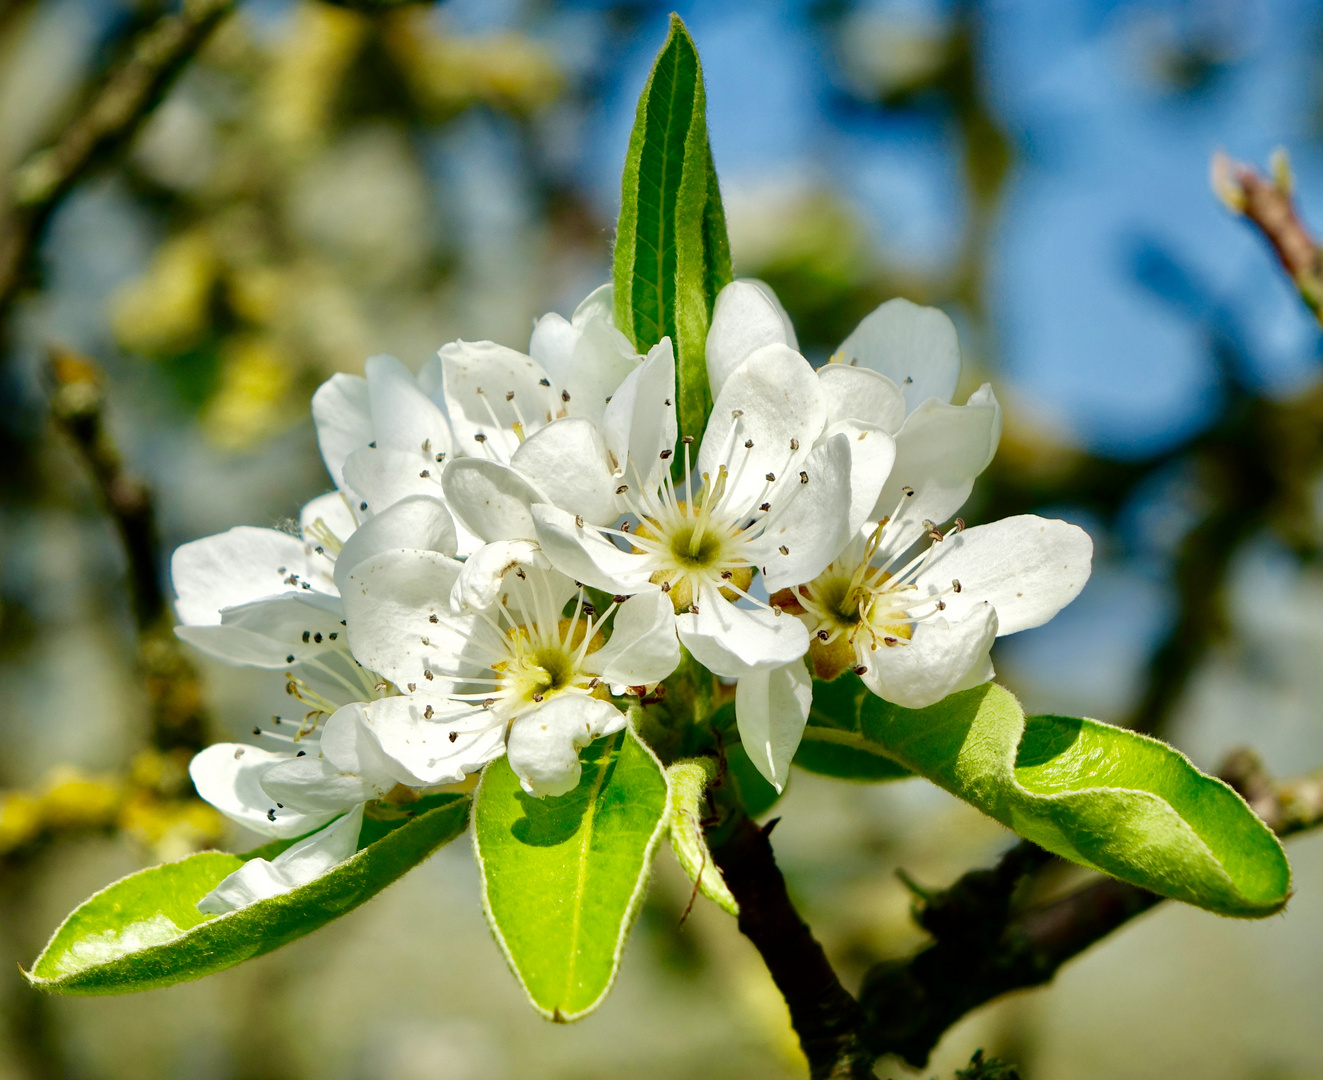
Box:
[0,0,237,318]
[707,811,873,1079]
[1212,148,1323,320]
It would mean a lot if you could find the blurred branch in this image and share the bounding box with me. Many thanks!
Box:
[46,346,208,755]
[1212,148,1323,321]
[0,0,237,319]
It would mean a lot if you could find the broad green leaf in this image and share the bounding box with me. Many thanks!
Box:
[859,684,1290,917]
[27,795,470,994]
[613,14,732,446]
[666,759,738,916]
[795,674,914,781]
[474,724,669,1021]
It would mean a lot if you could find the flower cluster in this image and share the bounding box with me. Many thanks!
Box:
[173,280,1092,911]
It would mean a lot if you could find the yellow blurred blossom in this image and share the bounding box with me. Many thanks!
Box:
[263,1,370,155]
[201,333,296,450]
[110,229,218,355]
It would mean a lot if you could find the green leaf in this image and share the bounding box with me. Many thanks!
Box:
[795,673,915,781]
[474,724,669,1020]
[613,13,732,446]
[858,684,1290,917]
[27,795,470,995]
[666,759,738,916]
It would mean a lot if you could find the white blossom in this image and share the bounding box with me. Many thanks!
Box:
[341,549,677,797]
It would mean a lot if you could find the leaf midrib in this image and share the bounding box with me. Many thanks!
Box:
[560,739,617,1008]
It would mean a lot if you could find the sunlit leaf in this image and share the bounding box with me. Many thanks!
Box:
[858,683,1290,917]
[27,795,470,994]
[473,724,669,1021]
[666,758,738,916]
[613,13,732,446]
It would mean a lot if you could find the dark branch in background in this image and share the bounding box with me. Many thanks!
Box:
[45,345,207,754]
[0,0,238,319]
[708,811,873,1079]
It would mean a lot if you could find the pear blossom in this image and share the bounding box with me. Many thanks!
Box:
[189,703,399,913]
[341,549,678,797]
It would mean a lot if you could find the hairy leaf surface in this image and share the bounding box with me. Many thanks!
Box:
[474,725,669,1020]
[28,795,470,994]
[858,683,1290,916]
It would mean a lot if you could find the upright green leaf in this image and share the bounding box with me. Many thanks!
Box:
[614,14,732,445]
[857,684,1290,917]
[667,758,738,916]
[474,725,669,1021]
[27,795,471,995]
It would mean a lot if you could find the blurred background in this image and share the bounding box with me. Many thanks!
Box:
[3,0,1323,1077]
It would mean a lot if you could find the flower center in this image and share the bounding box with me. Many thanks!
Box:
[632,497,754,612]
[480,611,606,720]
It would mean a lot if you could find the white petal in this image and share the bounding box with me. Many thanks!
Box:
[706,279,798,401]
[505,696,626,797]
[836,298,961,412]
[365,354,452,459]
[450,539,551,613]
[824,420,896,538]
[528,312,579,386]
[334,495,456,595]
[560,316,639,427]
[189,743,336,839]
[699,344,827,511]
[602,337,677,493]
[752,434,855,592]
[914,516,1094,635]
[817,363,906,434]
[858,604,998,710]
[171,527,313,626]
[441,458,545,543]
[439,340,559,457]
[674,583,809,677]
[531,503,655,594]
[734,660,812,792]
[590,591,680,686]
[571,282,614,327]
[311,373,371,491]
[299,492,359,553]
[197,806,364,915]
[342,550,484,688]
[871,384,1002,554]
[362,696,505,786]
[175,592,345,669]
[342,447,443,517]
[259,704,397,813]
[511,417,619,525]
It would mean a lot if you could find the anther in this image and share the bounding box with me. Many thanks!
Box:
[883,636,898,646]
[779,544,789,555]
[853,665,868,676]
[302,631,310,643]
[420,469,430,478]
[936,600,946,611]
[360,502,368,511]
[267,809,277,821]
[760,502,771,511]
[297,750,306,757]
[561,389,571,402]
[286,654,295,664]
[689,603,699,614]
[616,485,628,494]
[421,636,430,646]
[505,390,515,401]
[731,409,744,418]
[368,442,377,449]
[620,521,631,533]
[515,568,526,579]
[483,698,495,708]
[532,693,544,703]
[252,726,261,735]
[474,433,487,443]
[682,435,694,444]
[660,581,671,592]
[765,472,776,482]
[902,487,914,497]
[234,747,244,759]
[744,439,754,448]
[424,705,434,719]
[449,731,458,742]
[539,377,551,387]
[720,570,733,579]
[429,614,439,623]
[575,515,584,528]
[952,579,962,593]
[313,632,322,643]
[660,449,673,459]
[790,438,799,450]
[408,683,416,692]
[799,471,808,484]
[818,630,829,641]
[435,452,445,462]
[664,398,671,406]
[613,594,629,603]
[422,439,431,453]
